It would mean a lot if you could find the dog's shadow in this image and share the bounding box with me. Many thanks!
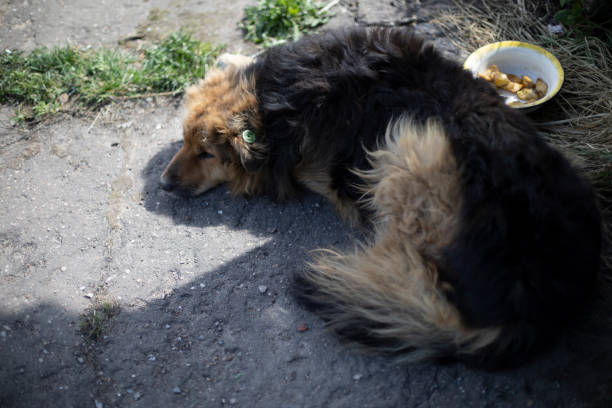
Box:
[140,140,356,247]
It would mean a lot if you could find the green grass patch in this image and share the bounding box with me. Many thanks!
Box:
[239,0,333,48]
[0,30,223,122]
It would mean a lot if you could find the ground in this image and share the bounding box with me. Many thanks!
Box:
[1,1,611,407]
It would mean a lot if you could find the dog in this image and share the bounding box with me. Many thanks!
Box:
[160,27,601,368]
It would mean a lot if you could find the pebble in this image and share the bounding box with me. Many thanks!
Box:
[258,285,267,294]
[173,386,181,394]
[229,398,237,405]
[297,324,309,332]
[84,293,93,299]
[77,357,84,364]
[94,399,103,408]
[353,373,363,381]
[60,266,67,272]
[133,392,141,401]
[148,354,156,361]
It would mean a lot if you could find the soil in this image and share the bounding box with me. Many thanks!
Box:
[1,1,611,407]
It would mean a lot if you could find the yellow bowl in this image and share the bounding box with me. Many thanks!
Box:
[463,41,564,110]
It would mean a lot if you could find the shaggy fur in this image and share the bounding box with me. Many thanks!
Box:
[160,27,602,368]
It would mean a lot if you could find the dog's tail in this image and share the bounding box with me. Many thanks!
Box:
[294,117,501,362]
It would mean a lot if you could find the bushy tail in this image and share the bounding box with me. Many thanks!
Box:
[294,117,500,361]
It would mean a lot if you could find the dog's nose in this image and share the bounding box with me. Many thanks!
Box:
[159,176,177,192]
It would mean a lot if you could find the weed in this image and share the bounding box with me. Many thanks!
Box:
[0,30,222,122]
[554,0,612,45]
[79,299,120,342]
[239,0,332,48]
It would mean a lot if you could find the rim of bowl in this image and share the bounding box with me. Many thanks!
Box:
[463,41,564,109]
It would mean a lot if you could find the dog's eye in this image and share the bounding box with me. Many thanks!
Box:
[198,151,214,159]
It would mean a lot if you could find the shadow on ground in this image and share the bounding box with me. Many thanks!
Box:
[2,137,612,408]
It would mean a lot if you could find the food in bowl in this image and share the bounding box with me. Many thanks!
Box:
[463,41,563,110]
[478,64,548,105]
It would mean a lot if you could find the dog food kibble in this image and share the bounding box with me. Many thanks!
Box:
[478,65,548,105]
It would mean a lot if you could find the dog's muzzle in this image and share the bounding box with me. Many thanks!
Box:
[159,174,177,192]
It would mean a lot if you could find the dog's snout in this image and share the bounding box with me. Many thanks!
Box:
[159,174,177,192]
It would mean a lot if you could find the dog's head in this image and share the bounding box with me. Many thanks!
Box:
[160,55,266,196]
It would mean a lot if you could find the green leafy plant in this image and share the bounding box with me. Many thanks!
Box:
[554,0,612,44]
[239,0,333,48]
[0,30,222,122]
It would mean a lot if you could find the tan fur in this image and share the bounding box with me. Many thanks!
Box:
[161,63,264,195]
[304,118,500,360]
[294,164,361,225]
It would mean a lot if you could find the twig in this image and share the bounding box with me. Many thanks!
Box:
[114,91,180,100]
[321,0,340,14]
[538,113,609,126]
[87,111,101,134]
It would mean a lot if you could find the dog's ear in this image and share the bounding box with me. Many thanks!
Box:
[215,53,255,71]
[230,130,267,173]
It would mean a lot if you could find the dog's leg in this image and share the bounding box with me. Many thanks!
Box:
[293,165,361,225]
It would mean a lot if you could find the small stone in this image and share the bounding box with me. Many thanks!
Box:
[172,386,181,394]
[77,357,84,364]
[229,398,237,404]
[353,373,363,381]
[258,285,267,294]
[60,266,67,272]
[133,391,141,401]
[94,399,103,408]
[297,324,309,332]
[217,210,223,215]
[84,293,94,299]
[148,354,156,361]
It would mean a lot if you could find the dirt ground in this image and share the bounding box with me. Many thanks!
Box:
[1,1,611,407]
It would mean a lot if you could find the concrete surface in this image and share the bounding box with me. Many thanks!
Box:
[1,1,611,407]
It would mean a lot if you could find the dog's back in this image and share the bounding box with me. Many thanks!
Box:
[256,28,602,367]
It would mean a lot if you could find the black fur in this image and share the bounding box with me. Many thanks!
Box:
[243,27,601,367]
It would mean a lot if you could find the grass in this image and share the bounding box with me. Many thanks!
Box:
[79,299,120,342]
[0,30,222,122]
[434,0,612,270]
[239,0,334,48]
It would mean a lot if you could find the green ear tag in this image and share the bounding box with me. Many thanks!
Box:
[242,129,256,144]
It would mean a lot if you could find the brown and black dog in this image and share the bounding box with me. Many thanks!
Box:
[160,27,601,368]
